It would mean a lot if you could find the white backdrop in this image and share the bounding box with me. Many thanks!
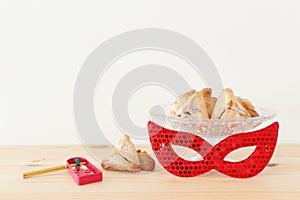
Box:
[1,0,300,144]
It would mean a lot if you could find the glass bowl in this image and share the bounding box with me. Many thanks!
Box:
[149,105,275,138]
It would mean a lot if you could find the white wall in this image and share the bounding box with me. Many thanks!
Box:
[1,0,300,145]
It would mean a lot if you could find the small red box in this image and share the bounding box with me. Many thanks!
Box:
[66,157,103,185]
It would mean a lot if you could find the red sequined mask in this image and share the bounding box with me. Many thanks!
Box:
[148,121,279,178]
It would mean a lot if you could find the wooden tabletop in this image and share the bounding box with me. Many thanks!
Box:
[0,145,299,200]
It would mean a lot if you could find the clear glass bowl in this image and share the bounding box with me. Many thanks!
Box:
[149,105,275,138]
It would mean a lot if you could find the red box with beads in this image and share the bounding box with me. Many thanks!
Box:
[66,157,103,185]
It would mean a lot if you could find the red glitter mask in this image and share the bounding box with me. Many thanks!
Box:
[148,121,279,178]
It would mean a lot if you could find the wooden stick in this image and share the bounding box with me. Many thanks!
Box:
[23,162,86,179]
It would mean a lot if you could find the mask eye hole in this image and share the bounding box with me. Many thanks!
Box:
[224,146,256,162]
[171,144,204,161]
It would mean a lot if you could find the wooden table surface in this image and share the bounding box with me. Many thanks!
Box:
[0,145,299,200]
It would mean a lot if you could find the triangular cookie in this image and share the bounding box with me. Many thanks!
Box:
[170,88,211,119]
[170,90,196,117]
[194,88,210,119]
[101,135,140,172]
[137,149,155,171]
[211,88,251,119]
[237,97,259,117]
[207,97,217,118]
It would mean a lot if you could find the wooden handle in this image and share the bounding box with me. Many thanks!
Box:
[23,162,86,179]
